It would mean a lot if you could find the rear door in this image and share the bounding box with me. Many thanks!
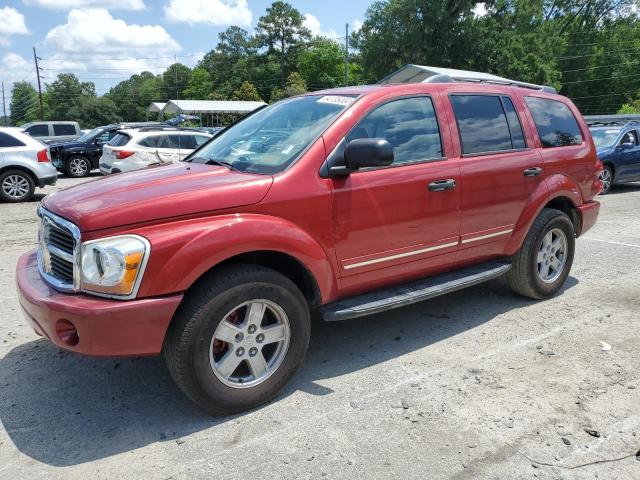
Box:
[447,93,545,263]
[331,95,461,296]
[53,123,78,143]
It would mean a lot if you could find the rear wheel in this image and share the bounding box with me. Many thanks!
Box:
[507,208,575,299]
[0,169,35,202]
[163,264,311,415]
[66,155,91,178]
[600,165,613,194]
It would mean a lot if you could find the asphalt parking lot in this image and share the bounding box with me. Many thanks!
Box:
[1,175,639,480]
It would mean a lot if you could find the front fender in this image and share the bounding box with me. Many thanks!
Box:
[134,214,338,302]
[504,174,581,255]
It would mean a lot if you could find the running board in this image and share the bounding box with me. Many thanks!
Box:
[320,261,511,321]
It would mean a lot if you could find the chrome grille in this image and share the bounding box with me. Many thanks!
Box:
[38,208,81,292]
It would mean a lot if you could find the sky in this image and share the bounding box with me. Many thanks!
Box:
[0,0,369,97]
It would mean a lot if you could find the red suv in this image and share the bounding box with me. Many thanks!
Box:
[16,67,601,414]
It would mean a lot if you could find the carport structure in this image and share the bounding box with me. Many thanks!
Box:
[146,102,167,121]
[159,100,266,127]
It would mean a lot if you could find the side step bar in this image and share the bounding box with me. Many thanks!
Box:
[320,261,511,322]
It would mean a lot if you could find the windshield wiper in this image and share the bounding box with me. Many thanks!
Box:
[185,156,238,170]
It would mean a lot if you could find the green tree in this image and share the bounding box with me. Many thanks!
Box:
[233,81,263,101]
[68,97,122,128]
[106,71,162,122]
[45,73,95,120]
[618,102,640,114]
[161,63,192,100]
[256,1,312,87]
[271,72,307,102]
[298,38,345,89]
[184,68,213,99]
[9,81,39,125]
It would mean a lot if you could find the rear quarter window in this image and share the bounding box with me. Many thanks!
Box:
[25,124,49,137]
[0,131,26,148]
[524,97,583,148]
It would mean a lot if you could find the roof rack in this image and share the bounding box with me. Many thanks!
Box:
[128,126,203,133]
[378,64,557,94]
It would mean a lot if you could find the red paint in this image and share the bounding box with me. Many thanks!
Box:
[18,81,601,356]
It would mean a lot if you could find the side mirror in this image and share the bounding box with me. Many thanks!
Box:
[95,139,103,146]
[345,138,394,170]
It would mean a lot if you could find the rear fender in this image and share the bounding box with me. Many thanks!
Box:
[135,214,338,302]
[505,174,581,255]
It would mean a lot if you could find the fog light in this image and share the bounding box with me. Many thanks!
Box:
[55,319,79,346]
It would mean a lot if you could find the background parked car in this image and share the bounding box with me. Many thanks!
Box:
[0,127,57,202]
[99,127,212,174]
[586,115,640,193]
[49,122,166,178]
[21,121,81,144]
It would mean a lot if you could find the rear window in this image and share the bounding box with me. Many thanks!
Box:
[194,135,210,146]
[450,95,516,155]
[0,131,26,148]
[25,124,49,137]
[53,124,76,136]
[171,134,197,149]
[524,97,583,148]
[137,136,162,148]
[109,133,131,147]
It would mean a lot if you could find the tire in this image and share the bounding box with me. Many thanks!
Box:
[65,155,91,178]
[0,169,35,203]
[600,165,613,194]
[163,264,311,415]
[506,208,575,300]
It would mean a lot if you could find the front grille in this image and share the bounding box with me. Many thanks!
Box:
[38,208,80,292]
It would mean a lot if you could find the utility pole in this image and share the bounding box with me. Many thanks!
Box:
[345,23,349,86]
[32,47,44,119]
[1,82,6,126]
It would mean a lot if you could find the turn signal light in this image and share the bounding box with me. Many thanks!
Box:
[115,150,135,159]
[37,149,50,162]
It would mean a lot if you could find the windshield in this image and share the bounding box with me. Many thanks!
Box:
[76,127,103,142]
[187,95,356,174]
[590,127,620,148]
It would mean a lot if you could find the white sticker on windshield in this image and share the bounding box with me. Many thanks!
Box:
[316,95,355,107]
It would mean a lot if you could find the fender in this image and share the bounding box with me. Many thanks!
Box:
[505,173,582,255]
[134,213,338,303]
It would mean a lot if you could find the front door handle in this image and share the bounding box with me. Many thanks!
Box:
[524,167,542,177]
[428,179,456,191]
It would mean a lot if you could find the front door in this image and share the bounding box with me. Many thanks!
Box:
[331,96,461,297]
[615,129,640,182]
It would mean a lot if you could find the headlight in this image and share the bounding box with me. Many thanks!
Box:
[80,235,150,298]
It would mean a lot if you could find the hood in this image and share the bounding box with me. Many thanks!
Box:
[49,141,87,151]
[43,163,273,232]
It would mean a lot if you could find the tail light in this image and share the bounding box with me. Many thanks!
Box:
[37,149,50,163]
[115,150,135,159]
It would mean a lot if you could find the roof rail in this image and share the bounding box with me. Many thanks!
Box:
[584,114,640,126]
[378,64,557,94]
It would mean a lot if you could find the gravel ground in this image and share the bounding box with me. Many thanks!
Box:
[1,174,639,480]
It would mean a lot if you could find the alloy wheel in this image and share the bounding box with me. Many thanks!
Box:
[209,299,291,389]
[69,158,89,176]
[537,228,568,283]
[600,168,612,194]
[1,174,30,200]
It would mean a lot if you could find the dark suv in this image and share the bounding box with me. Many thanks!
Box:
[49,122,165,177]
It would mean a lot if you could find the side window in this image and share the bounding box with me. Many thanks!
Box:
[53,124,77,136]
[96,131,114,142]
[26,124,49,137]
[0,131,26,148]
[524,97,583,148]
[620,130,638,146]
[347,96,443,165]
[501,97,526,149]
[194,135,210,146]
[450,95,513,154]
[178,135,198,149]
[108,133,131,147]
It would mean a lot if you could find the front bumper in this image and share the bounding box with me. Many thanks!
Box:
[16,250,183,357]
[577,200,600,236]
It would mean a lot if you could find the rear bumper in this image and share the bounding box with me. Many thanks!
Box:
[16,250,183,357]
[37,173,58,188]
[577,200,600,236]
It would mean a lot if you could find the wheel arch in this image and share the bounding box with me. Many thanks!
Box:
[0,164,37,184]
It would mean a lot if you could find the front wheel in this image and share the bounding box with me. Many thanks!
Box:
[66,156,91,178]
[163,264,311,415]
[507,208,575,299]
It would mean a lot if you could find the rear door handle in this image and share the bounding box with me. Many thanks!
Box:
[428,179,456,191]
[523,167,542,177]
